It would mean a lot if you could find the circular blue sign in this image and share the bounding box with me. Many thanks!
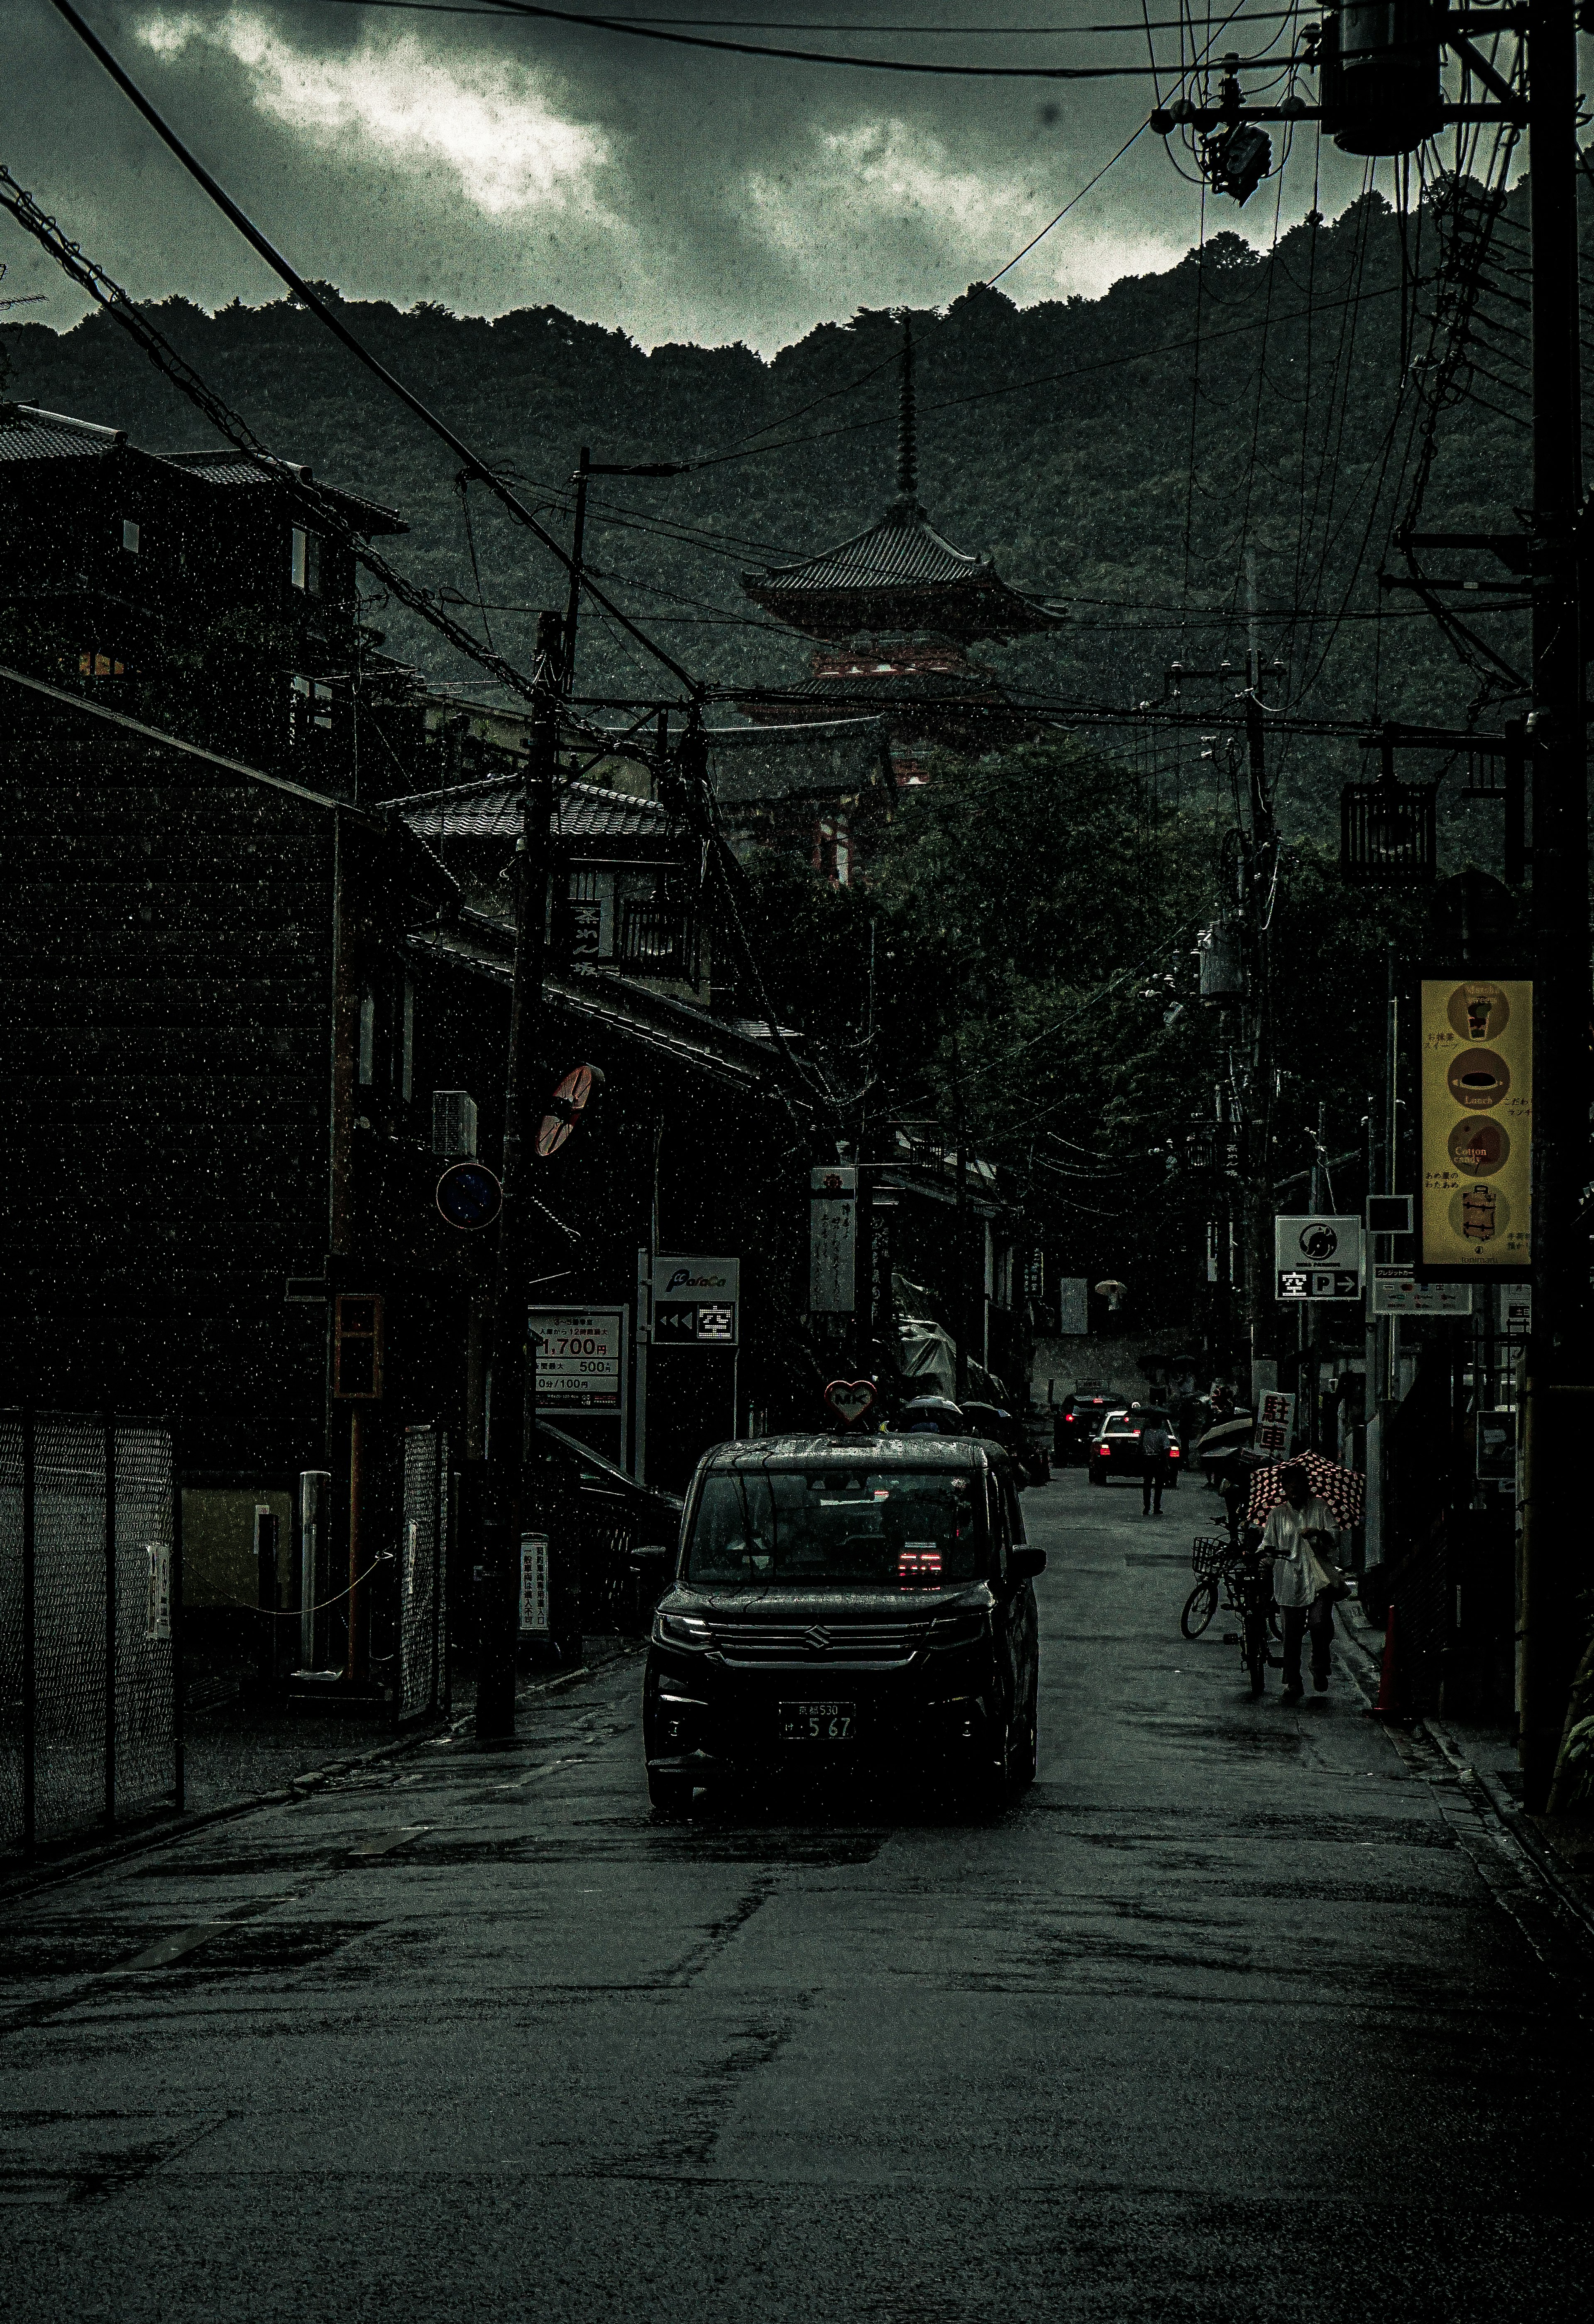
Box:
[436,1161,503,1231]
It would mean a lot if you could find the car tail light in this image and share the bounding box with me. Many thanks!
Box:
[1169,1446,1180,1458]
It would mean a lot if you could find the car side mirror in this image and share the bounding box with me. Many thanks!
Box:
[1010,1546,1046,1580]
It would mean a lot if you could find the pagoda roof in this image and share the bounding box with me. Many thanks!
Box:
[741,494,1066,644]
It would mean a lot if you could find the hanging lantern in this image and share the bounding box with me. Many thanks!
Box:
[1314,2,1445,157]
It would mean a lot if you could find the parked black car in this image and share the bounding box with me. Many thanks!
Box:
[1054,1390,1120,1466]
[641,1433,1044,1814]
[1087,1404,1183,1489]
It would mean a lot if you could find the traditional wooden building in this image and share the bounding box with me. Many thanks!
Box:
[738,325,1068,786]
[0,399,404,784]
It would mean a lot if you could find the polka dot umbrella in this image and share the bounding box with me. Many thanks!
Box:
[1242,1448,1365,1530]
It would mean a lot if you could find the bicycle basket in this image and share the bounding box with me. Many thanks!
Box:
[1191,1535,1230,1578]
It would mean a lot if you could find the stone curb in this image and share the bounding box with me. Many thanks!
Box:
[1334,1598,1594,1946]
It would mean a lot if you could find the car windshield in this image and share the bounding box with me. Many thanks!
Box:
[686,1466,988,1588]
[1107,1410,1171,1434]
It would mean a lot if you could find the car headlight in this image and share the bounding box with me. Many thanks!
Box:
[653,1609,712,1650]
[927,1611,989,1652]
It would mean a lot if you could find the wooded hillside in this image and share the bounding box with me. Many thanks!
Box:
[1,179,1543,830]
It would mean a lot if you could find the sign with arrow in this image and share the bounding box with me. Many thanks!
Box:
[1274,1214,1362,1301]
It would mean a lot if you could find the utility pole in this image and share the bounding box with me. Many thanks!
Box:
[562,448,591,691]
[560,448,686,696]
[475,609,563,1739]
[1521,0,1589,1808]
[1242,689,1278,1414]
[952,1027,971,1400]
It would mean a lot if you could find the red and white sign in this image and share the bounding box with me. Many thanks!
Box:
[824,1378,877,1429]
[537,1063,604,1158]
[1256,1390,1296,1458]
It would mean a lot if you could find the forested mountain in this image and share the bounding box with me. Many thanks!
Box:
[0,176,1547,836]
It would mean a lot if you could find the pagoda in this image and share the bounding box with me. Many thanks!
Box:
[739,321,1068,782]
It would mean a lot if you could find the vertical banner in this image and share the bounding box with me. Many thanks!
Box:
[1418,976,1532,1279]
[518,1533,551,1635]
[809,1164,858,1313]
[1055,1277,1088,1334]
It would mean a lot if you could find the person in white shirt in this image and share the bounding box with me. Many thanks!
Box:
[1258,1463,1342,1702]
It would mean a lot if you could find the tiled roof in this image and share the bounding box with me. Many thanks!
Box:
[0,405,125,462]
[159,449,407,534]
[741,494,1067,641]
[408,920,818,1104]
[396,775,674,843]
[159,454,282,487]
[748,499,989,592]
[777,670,1014,705]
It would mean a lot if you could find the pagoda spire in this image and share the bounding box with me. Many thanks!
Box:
[895,314,917,507]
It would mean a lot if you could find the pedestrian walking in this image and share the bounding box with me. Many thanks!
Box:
[1259,1462,1343,1702]
[1140,1415,1173,1515]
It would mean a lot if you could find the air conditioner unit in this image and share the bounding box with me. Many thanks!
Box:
[432,1090,478,1158]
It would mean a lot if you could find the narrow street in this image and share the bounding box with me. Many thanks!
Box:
[5,1472,1590,2322]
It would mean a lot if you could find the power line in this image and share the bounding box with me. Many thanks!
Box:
[987,123,1148,287]
[680,273,1409,472]
[46,0,699,694]
[305,1,1310,25]
[293,0,1282,71]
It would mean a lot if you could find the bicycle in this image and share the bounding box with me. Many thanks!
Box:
[1181,1534,1279,1698]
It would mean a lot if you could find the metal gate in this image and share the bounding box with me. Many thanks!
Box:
[398,1427,450,1723]
[0,1412,178,1853]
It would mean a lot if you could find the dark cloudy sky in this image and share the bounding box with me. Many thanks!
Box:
[1,4,1430,352]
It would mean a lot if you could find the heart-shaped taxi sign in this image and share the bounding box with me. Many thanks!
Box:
[824,1377,877,1428]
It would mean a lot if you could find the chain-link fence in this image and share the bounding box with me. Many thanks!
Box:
[398,1426,450,1722]
[0,1412,178,1853]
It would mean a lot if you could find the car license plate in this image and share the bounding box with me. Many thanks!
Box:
[780,1700,858,1743]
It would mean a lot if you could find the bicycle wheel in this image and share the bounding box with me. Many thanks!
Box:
[1181,1578,1219,1639]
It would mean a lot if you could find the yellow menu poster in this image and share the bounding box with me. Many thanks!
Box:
[1418,977,1532,1277]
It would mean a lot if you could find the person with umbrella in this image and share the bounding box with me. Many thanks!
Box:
[1258,1460,1344,1702]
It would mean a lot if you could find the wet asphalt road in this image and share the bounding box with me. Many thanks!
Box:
[3,1470,1592,2321]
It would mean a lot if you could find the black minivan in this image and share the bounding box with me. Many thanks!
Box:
[641,1433,1044,1813]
